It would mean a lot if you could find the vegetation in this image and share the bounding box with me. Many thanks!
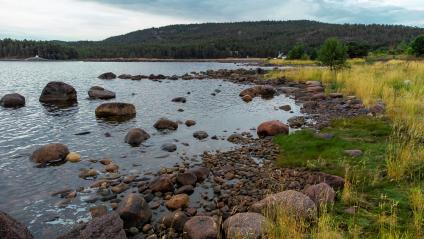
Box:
[318,38,348,70]
[1,20,424,59]
[287,44,307,60]
[411,35,424,56]
[264,60,424,238]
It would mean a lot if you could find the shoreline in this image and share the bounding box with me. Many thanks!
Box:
[0,58,265,64]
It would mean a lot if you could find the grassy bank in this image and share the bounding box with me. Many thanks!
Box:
[265,60,424,238]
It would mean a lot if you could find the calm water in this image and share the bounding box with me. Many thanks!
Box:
[0,61,300,238]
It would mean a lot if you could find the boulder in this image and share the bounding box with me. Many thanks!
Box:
[58,212,126,239]
[176,185,194,195]
[250,190,317,220]
[149,175,174,193]
[161,143,177,152]
[279,105,291,111]
[193,131,208,140]
[117,193,152,228]
[88,86,116,100]
[105,163,119,173]
[118,74,132,79]
[185,120,196,127]
[31,143,69,164]
[89,205,108,218]
[304,172,345,190]
[0,211,33,239]
[187,167,210,181]
[66,152,81,163]
[153,118,178,131]
[172,97,187,103]
[39,82,77,104]
[287,116,306,128]
[165,194,189,210]
[95,103,136,118]
[303,183,336,206]
[183,216,218,239]
[239,85,276,99]
[0,93,25,108]
[242,95,253,102]
[176,172,197,186]
[159,211,188,233]
[223,212,266,239]
[124,128,150,146]
[98,72,117,80]
[257,120,289,137]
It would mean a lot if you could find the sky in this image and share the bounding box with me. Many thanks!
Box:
[0,0,423,41]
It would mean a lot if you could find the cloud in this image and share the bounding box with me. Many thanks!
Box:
[0,0,422,41]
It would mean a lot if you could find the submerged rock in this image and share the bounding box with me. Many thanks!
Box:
[257,120,289,137]
[58,212,126,239]
[153,118,178,131]
[0,93,25,108]
[193,131,208,140]
[0,211,33,239]
[95,103,136,118]
[176,172,197,186]
[88,86,116,100]
[39,82,77,105]
[185,120,196,127]
[172,97,187,103]
[124,128,150,146]
[98,72,117,80]
[31,143,69,165]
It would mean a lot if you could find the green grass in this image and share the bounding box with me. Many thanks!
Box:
[272,117,422,238]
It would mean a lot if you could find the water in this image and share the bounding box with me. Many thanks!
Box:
[0,61,301,238]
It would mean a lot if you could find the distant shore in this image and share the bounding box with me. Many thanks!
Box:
[0,57,265,63]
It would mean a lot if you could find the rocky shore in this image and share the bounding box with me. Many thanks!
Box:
[0,67,376,239]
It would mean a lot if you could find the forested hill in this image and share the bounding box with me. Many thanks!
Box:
[1,20,424,59]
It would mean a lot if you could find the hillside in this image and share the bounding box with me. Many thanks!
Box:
[1,20,424,59]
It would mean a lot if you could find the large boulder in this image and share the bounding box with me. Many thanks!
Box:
[303,183,336,207]
[30,143,69,165]
[149,175,174,193]
[183,216,218,239]
[88,86,116,100]
[153,118,178,131]
[58,212,126,239]
[98,72,117,80]
[95,103,136,118]
[165,194,189,210]
[124,128,150,146]
[39,82,77,104]
[159,211,188,233]
[223,212,267,239]
[117,193,152,228]
[239,85,276,99]
[257,120,289,137]
[0,93,25,108]
[250,190,317,220]
[0,211,33,239]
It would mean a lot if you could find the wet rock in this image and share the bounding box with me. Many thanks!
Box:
[39,82,77,105]
[257,120,289,137]
[172,97,187,103]
[0,93,25,108]
[165,194,189,210]
[176,172,197,186]
[185,120,196,127]
[58,212,126,239]
[193,131,208,140]
[287,116,306,128]
[329,93,343,98]
[227,133,243,143]
[279,105,291,111]
[100,159,113,165]
[242,95,252,102]
[118,74,132,79]
[149,175,174,193]
[159,211,188,232]
[117,193,152,228]
[176,185,194,195]
[188,167,210,181]
[125,128,150,146]
[98,72,117,80]
[111,183,129,194]
[223,212,267,239]
[89,205,108,218]
[153,118,178,131]
[303,183,336,206]
[95,103,136,118]
[250,190,317,220]
[31,143,69,165]
[88,86,116,100]
[183,216,218,239]
[79,169,98,179]
[240,85,276,99]
[105,163,119,173]
[344,149,363,157]
[0,211,33,239]
[66,152,81,163]
[161,143,177,152]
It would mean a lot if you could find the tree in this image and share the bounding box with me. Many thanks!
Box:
[411,35,424,56]
[318,38,348,70]
[346,42,369,58]
[287,44,307,60]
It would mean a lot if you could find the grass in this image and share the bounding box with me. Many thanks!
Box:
[263,59,424,238]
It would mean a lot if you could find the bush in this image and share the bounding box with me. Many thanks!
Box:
[287,44,308,60]
[318,38,348,70]
[411,34,424,56]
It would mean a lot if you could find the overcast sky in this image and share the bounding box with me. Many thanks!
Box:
[0,0,423,41]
